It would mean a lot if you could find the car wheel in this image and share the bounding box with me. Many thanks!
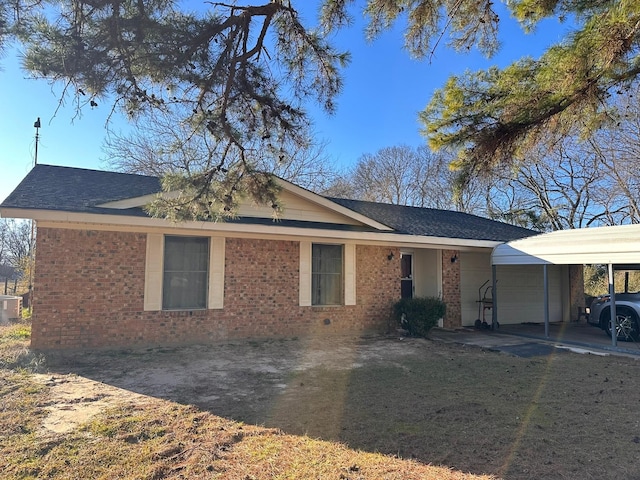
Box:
[603,307,640,342]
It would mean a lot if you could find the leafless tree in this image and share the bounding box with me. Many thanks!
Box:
[327,145,467,209]
[0,219,31,268]
[589,92,640,224]
[320,175,358,199]
[478,101,640,231]
[514,141,602,230]
[0,219,33,293]
[104,111,341,193]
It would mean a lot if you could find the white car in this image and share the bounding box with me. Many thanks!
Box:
[588,293,640,342]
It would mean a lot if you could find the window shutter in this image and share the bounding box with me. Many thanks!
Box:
[144,233,163,311]
[299,241,311,306]
[209,237,225,309]
[344,243,356,305]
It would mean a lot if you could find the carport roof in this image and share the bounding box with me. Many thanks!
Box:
[492,223,640,265]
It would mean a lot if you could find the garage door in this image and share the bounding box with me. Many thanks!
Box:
[496,264,563,324]
[461,253,564,326]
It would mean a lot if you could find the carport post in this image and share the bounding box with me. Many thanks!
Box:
[608,263,617,347]
[543,264,550,338]
[492,265,498,329]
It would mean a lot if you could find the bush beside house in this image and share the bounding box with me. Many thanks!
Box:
[393,297,446,338]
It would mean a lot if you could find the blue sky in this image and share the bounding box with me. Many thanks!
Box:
[0,3,571,203]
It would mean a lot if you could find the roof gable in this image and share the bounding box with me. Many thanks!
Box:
[94,169,391,230]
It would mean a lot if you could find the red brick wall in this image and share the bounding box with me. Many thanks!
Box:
[441,249,462,329]
[31,228,401,350]
[31,228,147,349]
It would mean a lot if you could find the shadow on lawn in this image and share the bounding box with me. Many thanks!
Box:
[46,334,640,480]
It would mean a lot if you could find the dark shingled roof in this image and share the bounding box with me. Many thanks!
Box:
[326,197,536,242]
[2,164,538,241]
[1,164,160,216]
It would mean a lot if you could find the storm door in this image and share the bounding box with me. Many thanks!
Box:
[401,253,413,299]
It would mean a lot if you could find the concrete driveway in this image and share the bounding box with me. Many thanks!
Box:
[430,321,640,357]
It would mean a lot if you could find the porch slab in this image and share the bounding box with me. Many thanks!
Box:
[430,322,640,358]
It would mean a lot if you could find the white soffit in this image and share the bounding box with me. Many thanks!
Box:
[492,224,640,265]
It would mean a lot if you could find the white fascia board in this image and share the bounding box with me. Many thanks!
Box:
[264,178,394,231]
[11,208,501,250]
[94,178,393,232]
[492,243,554,265]
[493,248,640,266]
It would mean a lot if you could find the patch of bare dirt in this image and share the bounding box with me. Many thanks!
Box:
[38,335,427,433]
[21,332,640,479]
[34,374,151,433]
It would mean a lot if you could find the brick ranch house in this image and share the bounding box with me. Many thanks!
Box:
[1,164,580,351]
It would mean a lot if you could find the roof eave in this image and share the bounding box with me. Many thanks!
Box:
[3,207,500,249]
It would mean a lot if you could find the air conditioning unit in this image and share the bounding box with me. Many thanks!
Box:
[0,295,22,323]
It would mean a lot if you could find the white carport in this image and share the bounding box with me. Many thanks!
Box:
[492,224,640,347]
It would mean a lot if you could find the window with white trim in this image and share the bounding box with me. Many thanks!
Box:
[163,236,209,310]
[312,243,343,305]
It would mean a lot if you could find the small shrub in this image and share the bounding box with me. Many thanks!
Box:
[393,297,446,338]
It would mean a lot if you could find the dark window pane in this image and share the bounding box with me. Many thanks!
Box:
[401,254,412,279]
[163,236,209,309]
[312,244,343,305]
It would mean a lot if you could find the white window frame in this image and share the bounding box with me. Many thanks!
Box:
[299,241,355,306]
[163,235,209,310]
[144,234,224,311]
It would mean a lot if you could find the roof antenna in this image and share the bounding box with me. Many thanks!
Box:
[33,117,41,166]
[28,117,41,313]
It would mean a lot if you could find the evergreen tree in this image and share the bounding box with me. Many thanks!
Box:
[421,0,640,186]
[4,1,640,219]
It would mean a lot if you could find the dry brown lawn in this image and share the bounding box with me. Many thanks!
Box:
[2,321,640,479]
